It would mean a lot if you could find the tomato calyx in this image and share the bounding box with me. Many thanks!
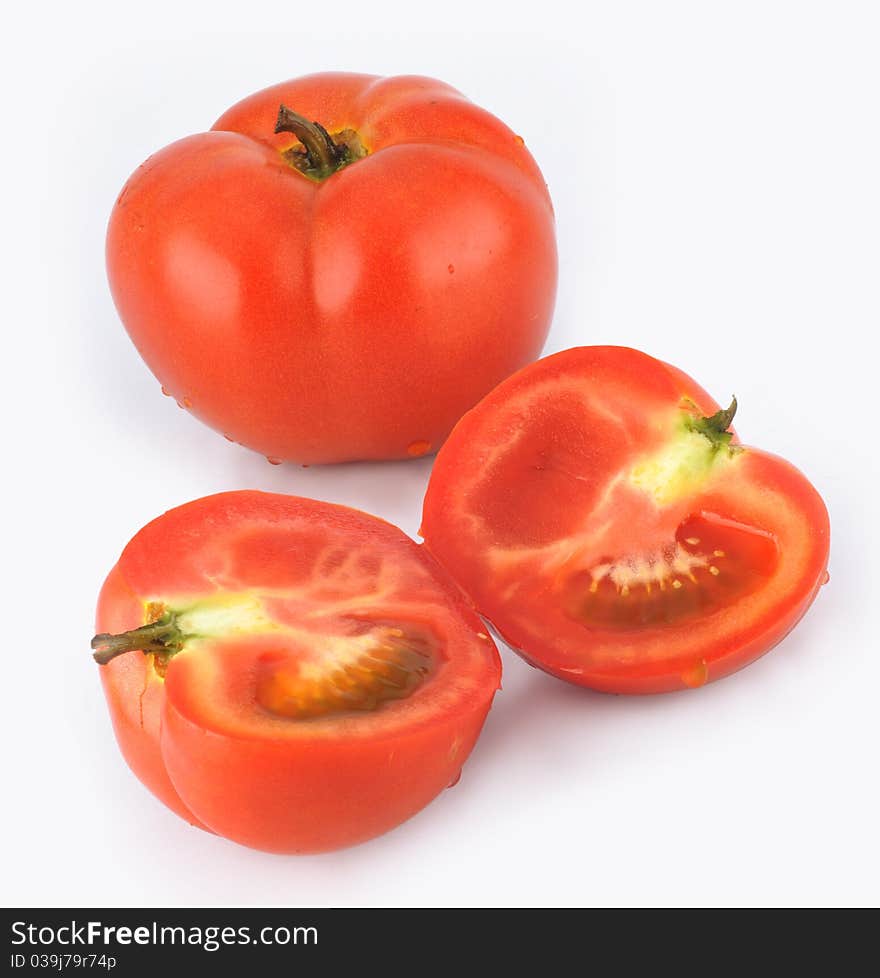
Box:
[91,612,181,671]
[274,104,368,181]
[684,395,739,452]
[91,593,274,671]
[629,396,741,505]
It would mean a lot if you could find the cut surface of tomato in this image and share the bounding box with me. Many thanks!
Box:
[93,491,500,852]
[421,346,830,694]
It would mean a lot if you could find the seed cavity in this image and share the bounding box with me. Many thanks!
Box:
[562,514,778,629]
[256,625,435,720]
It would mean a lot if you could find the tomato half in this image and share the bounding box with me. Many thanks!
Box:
[421,346,830,694]
[106,72,557,464]
[93,491,500,853]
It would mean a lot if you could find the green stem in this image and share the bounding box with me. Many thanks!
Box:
[91,615,182,665]
[686,396,738,451]
[703,396,737,434]
[274,105,348,179]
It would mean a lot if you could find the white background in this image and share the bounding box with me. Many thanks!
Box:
[3,0,878,908]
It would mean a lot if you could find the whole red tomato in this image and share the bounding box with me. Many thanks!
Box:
[421,346,830,694]
[92,491,501,853]
[107,73,557,464]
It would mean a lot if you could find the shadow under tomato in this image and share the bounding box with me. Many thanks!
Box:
[464,602,832,783]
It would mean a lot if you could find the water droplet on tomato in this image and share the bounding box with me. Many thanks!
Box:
[266,456,283,466]
[407,440,432,458]
[223,434,234,442]
[448,264,455,274]
[514,134,525,146]
[681,659,709,689]
[821,570,830,585]
[447,770,462,789]
[160,386,171,397]
[182,396,192,409]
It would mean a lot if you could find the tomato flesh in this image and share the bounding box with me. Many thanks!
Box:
[421,346,830,694]
[95,491,500,852]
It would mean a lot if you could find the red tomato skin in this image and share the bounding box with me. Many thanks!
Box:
[160,693,488,854]
[94,492,501,853]
[106,73,557,464]
[96,567,211,829]
[422,347,830,695]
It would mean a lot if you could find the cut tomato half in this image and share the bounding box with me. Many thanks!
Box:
[93,491,500,852]
[421,346,830,694]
